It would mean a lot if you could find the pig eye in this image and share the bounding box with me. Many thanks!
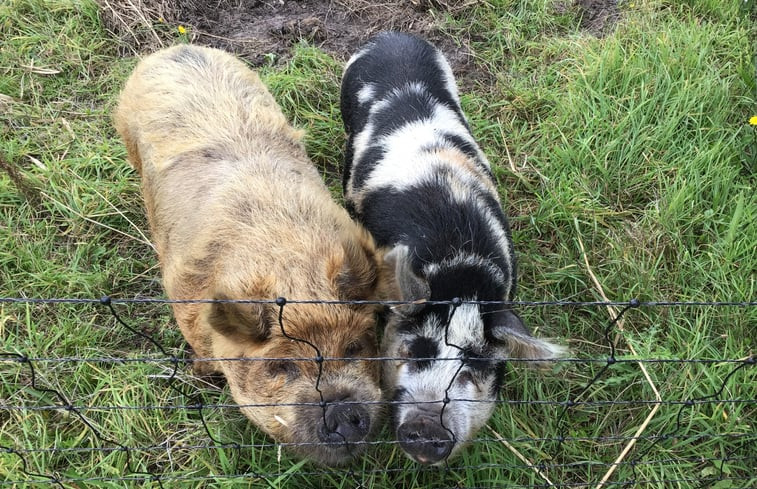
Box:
[266,360,299,379]
[455,370,476,386]
[397,342,411,359]
[344,341,363,357]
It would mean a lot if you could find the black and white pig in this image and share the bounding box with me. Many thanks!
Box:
[340,32,565,465]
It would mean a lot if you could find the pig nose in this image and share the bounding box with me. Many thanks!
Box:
[318,403,371,444]
[397,417,454,464]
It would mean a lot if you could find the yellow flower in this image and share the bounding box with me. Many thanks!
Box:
[178,25,187,35]
[750,116,757,126]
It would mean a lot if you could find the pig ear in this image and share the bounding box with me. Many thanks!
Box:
[202,293,272,341]
[384,244,430,316]
[330,232,380,301]
[489,309,566,367]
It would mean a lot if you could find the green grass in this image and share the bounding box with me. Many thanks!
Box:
[1,0,755,488]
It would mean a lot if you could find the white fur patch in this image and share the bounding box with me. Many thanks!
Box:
[348,86,399,166]
[349,119,376,177]
[443,302,485,348]
[356,83,377,105]
[360,103,475,191]
[413,302,483,348]
[434,49,460,105]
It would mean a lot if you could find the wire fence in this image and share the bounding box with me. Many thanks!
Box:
[1,296,755,488]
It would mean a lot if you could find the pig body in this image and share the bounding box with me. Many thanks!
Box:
[341,32,564,464]
[115,45,385,466]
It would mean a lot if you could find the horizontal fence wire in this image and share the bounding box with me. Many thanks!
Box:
[3,433,755,454]
[4,474,754,488]
[2,398,755,412]
[2,297,756,306]
[1,296,755,488]
[3,354,753,365]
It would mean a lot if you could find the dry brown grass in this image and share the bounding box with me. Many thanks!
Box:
[96,0,173,53]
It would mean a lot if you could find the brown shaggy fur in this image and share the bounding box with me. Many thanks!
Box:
[114,44,386,466]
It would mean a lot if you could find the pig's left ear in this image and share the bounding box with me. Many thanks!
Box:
[489,309,566,367]
[201,292,274,342]
[329,231,381,302]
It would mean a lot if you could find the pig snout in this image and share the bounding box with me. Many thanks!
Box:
[397,415,454,465]
[318,402,371,444]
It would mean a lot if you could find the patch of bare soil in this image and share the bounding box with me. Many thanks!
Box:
[97,0,621,89]
[574,0,621,37]
[99,0,475,73]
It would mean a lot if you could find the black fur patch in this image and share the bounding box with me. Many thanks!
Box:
[490,362,507,397]
[369,88,438,137]
[408,336,439,371]
[358,181,514,298]
[350,145,387,190]
[392,387,408,402]
[341,32,466,139]
[428,265,506,303]
[460,346,494,374]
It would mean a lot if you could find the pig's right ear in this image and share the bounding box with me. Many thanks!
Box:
[490,309,567,367]
[202,293,273,341]
[384,244,430,316]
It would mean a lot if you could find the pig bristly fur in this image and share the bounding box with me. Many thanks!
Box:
[115,44,386,466]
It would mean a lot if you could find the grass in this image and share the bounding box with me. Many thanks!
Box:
[1,0,755,488]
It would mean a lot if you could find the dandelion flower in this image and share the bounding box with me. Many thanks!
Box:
[178,25,187,35]
[750,116,757,126]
